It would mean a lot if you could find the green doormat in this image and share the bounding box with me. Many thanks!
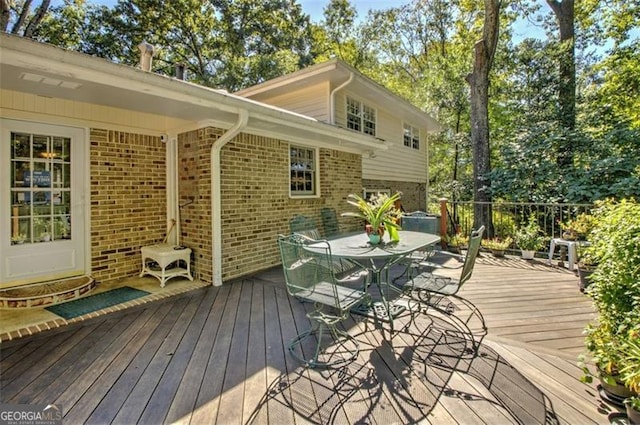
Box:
[46,286,151,320]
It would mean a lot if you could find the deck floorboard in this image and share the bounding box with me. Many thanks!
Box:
[1,254,615,424]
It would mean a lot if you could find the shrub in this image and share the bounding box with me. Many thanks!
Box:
[583,199,640,388]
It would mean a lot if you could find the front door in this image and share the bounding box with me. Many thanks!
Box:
[1,119,88,287]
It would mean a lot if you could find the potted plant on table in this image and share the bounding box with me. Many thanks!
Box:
[342,192,402,245]
[514,214,545,260]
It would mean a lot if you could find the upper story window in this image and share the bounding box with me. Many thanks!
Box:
[290,145,317,196]
[403,123,420,150]
[346,97,376,136]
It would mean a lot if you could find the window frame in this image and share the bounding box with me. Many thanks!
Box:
[403,123,420,150]
[289,144,320,198]
[346,96,377,137]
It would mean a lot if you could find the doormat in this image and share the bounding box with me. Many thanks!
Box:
[46,286,151,320]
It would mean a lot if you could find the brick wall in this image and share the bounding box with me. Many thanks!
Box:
[90,129,166,282]
[177,128,218,283]
[362,179,426,212]
[178,127,363,283]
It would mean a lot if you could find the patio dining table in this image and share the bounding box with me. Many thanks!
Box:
[308,230,440,330]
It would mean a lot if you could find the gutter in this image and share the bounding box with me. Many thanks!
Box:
[211,109,249,286]
[329,73,354,125]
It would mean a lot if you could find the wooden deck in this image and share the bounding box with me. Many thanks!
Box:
[1,253,619,424]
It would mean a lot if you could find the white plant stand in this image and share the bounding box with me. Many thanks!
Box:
[547,238,579,270]
[140,244,193,287]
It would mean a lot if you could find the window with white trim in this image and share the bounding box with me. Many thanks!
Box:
[290,145,317,196]
[403,123,420,150]
[347,97,376,136]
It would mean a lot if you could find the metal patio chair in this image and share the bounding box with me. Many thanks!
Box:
[320,207,340,237]
[289,214,366,282]
[403,225,487,354]
[289,215,322,240]
[277,234,370,368]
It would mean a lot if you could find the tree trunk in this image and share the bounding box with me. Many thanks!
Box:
[547,0,575,167]
[24,0,51,38]
[11,0,33,34]
[1,0,10,32]
[466,0,501,236]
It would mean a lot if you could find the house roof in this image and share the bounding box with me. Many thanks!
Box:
[0,34,387,154]
[235,58,442,132]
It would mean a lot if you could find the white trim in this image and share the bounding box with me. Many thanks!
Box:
[0,118,88,286]
[403,122,420,150]
[288,144,320,198]
[0,108,167,137]
[346,95,377,137]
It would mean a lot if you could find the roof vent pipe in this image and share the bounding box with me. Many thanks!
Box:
[138,41,155,71]
[175,63,186,80]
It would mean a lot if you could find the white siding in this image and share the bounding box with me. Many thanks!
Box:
[335,91,428,183]
[0,89,190,134]
[245,82,330,122]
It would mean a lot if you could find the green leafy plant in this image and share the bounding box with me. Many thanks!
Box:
[514,214,546,251]
[619,328,640,394]
[481,237,513,251]
[562,212,596,240]
[342,192,402,233]
[447,233,468,247]
[625,396,640,412]
[581,199,640,390]
[11,233,26,243]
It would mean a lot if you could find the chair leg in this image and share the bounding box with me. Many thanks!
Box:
[288,322,360,368]
[412,291,487,357]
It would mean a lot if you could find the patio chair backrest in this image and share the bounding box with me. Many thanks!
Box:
[320,207,340,236]
[277,234,339,304]
[459,225,485,287]
[289,215,321,240]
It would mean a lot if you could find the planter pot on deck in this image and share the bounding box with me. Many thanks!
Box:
[627,402,640,425]
[577,264,596,292]
[491,249,505,258]
[599,371,637,404]
[521,250,535,260]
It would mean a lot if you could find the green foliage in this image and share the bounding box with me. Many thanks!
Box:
[583,199,640,383]
[341,192,402,232]
[446,233,468,247]
[514,214,546,251]
[481,236,513,251]
[619,328,640,393]
[36,0,314,91]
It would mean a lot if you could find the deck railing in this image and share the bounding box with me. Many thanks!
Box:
[436,199,593,249]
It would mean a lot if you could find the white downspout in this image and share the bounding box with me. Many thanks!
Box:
[165,133,179,246]
[329,73,354,124]
[211,110,249,286]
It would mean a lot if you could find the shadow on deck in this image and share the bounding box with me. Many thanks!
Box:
[0,254,615,424]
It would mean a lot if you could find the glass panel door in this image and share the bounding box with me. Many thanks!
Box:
[2,118,87,287]
[10,132,72,245]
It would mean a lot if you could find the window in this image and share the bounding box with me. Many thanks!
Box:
[347,97,376,136]
[290,145,317,196]
[403,123,420,150]
[10,132,72,244]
